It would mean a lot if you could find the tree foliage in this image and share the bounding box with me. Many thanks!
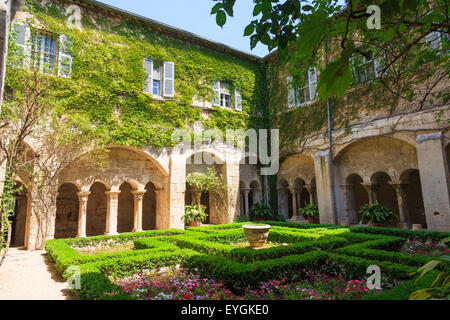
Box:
[212,0,449,106]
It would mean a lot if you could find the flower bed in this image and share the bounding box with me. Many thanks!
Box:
[45,221,450,300]
[72,239,134,256]
[113,268,382,300]
[401,239,449,257]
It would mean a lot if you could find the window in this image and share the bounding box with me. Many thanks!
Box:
[351,54,377,84]
[426,31,448,52]
[287,68,317,108]
[212,81,241,111]
[11,23,72,78]
[143,59,175,97]
[30,31,58,74]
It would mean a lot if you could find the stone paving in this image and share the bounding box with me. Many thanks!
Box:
[0,248,76,300]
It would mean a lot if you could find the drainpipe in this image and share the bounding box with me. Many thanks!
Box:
[0,0,12,110]
[324,37,339,225]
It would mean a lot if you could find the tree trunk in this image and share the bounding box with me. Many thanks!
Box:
[0,222,11,267]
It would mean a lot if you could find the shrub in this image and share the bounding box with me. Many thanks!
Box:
[359,203,397,225]
[234,215,251,223]
[249,203,273,221]
[298,203,319,219]
[183,205,208,224]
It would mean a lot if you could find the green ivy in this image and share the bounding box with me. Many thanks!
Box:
[6,0,267,150]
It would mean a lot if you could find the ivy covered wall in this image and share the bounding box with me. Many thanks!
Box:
[6,0,268,150]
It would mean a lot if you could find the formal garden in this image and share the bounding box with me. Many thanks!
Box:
[45,219,450,300]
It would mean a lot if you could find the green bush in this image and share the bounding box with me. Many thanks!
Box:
[249,203,273,221]
[298,203,319,219]
[359,203,397,225]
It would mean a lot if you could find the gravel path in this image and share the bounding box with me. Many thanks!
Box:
[0,248,77,300]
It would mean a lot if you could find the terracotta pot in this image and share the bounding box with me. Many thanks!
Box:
[368,222,384,227]
[307,217,319,224]
[243,224,271,248]
[188,221,201,227]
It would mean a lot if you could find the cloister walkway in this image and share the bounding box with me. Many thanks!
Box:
[0,248,76,300]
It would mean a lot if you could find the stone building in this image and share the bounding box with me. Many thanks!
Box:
[1,0,449,250]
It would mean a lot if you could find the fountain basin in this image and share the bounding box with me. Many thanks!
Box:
[243,224,271,248]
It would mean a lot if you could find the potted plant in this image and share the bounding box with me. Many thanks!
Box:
[298,203,320,224]
[183,205,208,227]
[359,202,396,227]
[249,203,273,221]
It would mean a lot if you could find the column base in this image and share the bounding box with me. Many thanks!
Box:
[104,232,120,236]
[77,234,87,238]
[397,222,410,230]
[132,229,144,233]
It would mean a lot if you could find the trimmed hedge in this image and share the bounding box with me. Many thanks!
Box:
[183,251,329,292]
[350,226,450,242]
[45,223,449,300]
[46,230,186,271]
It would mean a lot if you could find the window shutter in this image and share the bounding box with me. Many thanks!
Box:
[212,81,220,106]
[308,68,318,100]
[163,61,174,97]
[235,89,242,111]
[287,76,296,108]
[426,31,441,50]
[58,34,72,78]
[11,22,27,63]
[143,58,153,94]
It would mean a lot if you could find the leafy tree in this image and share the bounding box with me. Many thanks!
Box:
[211,0,449,110]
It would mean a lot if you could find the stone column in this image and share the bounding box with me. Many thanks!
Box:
[390,182,409,229]
[340,184,357,225]
[361,184,377,205]
[313,151,337,225]
[132,191,145,233]
[304,185,314,205]
[288,187,298,219]
[169,155,187,230]
[416,132,450,232]
[105,191,120,235]
[243,189,250,215]
[77,191,91,238]
[155,188,163,230]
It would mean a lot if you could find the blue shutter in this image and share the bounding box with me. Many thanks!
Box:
[58,34,72,78]
[163,61,174,97]
[235,89,242,111]
[287,76,295,108]
[11,22,27,64]
[212,81,220,106]
[143,58,153,94]
[308,68,317,100]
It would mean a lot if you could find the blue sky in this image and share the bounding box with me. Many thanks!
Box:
[99,0,270,57]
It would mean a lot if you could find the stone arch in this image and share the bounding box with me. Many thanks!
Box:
[185,151,226,225]
[117,182,135,233]
[335,136,418,182]
[278,154,315,188]
[86,182,107,237]
[400,169,427,228]
[55,182,80,239]
[370,171,399,224]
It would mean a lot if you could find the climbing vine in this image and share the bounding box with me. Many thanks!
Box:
[6,0,267,150]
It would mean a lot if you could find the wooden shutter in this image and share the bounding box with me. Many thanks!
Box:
[235,89,242,111]
[12,22,27,63]
[308,68,318,100]
[143,58,153,94]
[286,76,295,108]
[163,61,174,97]
[58,34,72,78]
[426,32,441,50]
[212,81,220,106]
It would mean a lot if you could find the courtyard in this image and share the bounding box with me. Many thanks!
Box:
[43,221,449,300]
